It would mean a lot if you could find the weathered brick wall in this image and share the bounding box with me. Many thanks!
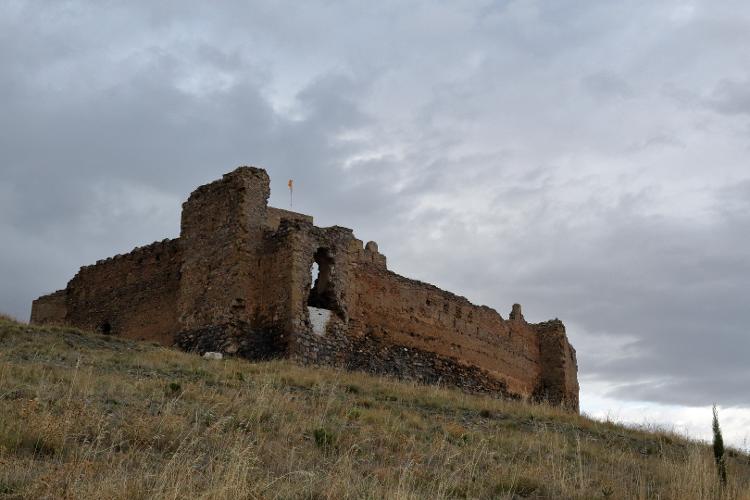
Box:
[29,290,67,325]
[292,317,513,397]
[346,264,544,398]
[176,167,271,353]
[177,168,269,329]
[64,239,182,344]
[265,207,313,230]
[275,221,577,406]
[534,320,579,410]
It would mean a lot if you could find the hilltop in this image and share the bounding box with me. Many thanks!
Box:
[0,315,748,499]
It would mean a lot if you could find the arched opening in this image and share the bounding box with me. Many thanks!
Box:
[100,321,112,335]
[308,247,336,311]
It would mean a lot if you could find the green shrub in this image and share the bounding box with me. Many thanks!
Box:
[493,475,542,497]
[313,428,335,451]
[712,404,727,487]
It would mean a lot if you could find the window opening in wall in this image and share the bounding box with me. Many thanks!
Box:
[308,247,336,311]
[311,261,320,287]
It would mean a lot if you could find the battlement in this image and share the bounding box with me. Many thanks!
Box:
[30,166,579,410]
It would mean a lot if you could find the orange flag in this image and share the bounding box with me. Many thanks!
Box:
[288,179,293,190]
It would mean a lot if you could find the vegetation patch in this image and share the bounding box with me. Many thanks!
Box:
[0,319,748,499]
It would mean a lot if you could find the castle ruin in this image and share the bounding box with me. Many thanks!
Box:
[30,167,579,410]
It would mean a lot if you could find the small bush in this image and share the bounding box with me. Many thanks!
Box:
[0,481,17,495]
[1,429,59,458]
[166,382,182,395]
[313,428,335,451]
[347,408,361,420]
[713,404,727,487]
[493,476,542,497]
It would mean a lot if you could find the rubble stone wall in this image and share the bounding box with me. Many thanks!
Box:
[64,239,182,345]
[30,289,67,325]
[265,207,313,230]
[292,316,513,397]
[534,320,580,410]
[347,264,544,397]
[177,168,270,333]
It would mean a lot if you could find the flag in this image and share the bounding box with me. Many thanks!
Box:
[288,179,293,191]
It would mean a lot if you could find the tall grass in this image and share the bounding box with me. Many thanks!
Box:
[0,313,18,323]
[0,321,748,499]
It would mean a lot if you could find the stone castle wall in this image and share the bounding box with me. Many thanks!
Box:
[29,289,67,325]
[291,316,513,398]
[65,239,182,345]
[347,265,545,398]
[30,166,579,410]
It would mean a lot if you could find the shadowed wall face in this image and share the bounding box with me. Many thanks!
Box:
[29,290,66,326]
[62,239,181,345]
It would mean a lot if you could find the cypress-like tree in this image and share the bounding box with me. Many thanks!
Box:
[712,404,727,487]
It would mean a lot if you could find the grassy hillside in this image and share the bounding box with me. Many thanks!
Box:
[0,315,748,499]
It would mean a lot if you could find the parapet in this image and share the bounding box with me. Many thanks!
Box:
[265,207,314,230]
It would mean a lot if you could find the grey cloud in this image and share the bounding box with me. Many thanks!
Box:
[708,79,750,115]
[583,71,634,100]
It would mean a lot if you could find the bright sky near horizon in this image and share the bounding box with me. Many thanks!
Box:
[1,1,749,448]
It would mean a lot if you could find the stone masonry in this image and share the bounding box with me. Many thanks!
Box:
[30,167,579,410]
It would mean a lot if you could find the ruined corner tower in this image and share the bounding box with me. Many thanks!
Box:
[31,166,579,410]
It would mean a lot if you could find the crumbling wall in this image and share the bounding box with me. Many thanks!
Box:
[265,207,313,230]
[29,166,579,409]
[177,167,270,333]
[534,320,580,410]
[64,239,182,344]
[29,290,67,325]
[293,316,512,397]
[346,263,543,397]
[176,167,296,358]
[279,225,570,403]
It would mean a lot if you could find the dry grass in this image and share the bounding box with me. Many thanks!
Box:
[0,316,748,499]
[0,314,17,323]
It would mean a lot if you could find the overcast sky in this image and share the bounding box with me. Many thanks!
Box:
[2,1,749,446]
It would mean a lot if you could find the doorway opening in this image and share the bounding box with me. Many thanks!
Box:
[308,247,336,311]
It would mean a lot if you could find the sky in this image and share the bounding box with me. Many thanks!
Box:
[1,1,749,447]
